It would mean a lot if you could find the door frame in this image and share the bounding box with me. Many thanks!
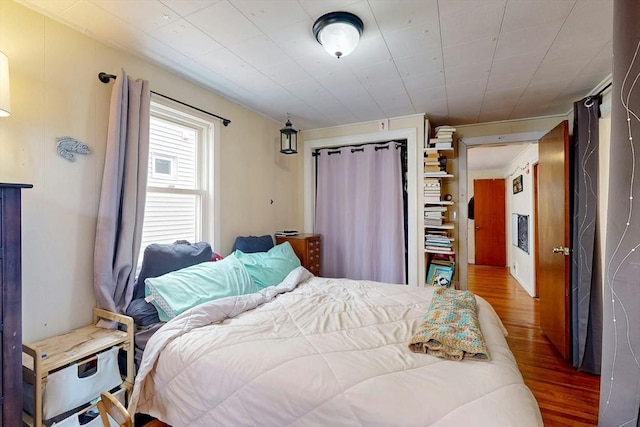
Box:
[533,162,540,297]
[457,131,547,289]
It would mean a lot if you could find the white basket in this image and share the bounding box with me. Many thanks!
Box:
[50,388,126,427]
[44,346,123,420]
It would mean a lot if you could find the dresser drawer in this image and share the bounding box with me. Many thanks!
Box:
[275,234,322,276]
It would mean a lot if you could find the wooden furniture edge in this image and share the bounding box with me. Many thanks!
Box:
[93,308,135,387]
[22,309,135,426]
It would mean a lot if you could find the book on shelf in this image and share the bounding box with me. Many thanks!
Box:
[424,177,441,184]
[426,230,450,236]
[424,218,444,226]
[424,206,447,212]
[275,230,298,236]
[434,125,456,133]
[425,241,452,249]
[428,137,453,143]
[425,246,454,255]
[433,142,453,149]
[435,131,454,138]
[425,235,452,243]
[426,261,454,286]
[424,165,444,173]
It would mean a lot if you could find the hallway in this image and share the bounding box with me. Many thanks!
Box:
[467,265,600,426]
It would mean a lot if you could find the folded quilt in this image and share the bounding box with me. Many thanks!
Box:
[409,287,490,361]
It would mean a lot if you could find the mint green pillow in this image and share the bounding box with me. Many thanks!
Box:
[234,241,301,289]
[144,254,256,321]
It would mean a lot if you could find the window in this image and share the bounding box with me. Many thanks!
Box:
[138,98,215,268]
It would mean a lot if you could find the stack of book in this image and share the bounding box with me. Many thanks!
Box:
[424,210,444,226]
[424,151,447,174]
[426,125,456,150]
[423,178,441,202]
[424,231,453,253]
[424,206,447,227]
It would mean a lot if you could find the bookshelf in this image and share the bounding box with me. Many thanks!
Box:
[423,125,457,287]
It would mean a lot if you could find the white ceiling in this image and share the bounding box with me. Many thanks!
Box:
[16,0,613,131]
[468,143,532,171]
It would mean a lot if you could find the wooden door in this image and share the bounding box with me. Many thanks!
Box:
[474,179,506,266]
[537,121,571,360]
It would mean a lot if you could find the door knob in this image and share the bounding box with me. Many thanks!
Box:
[475,226,480,229]
[552,246,570,256]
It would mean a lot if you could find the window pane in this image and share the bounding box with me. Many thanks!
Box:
[139,192,199,260]
[148,116,197,189]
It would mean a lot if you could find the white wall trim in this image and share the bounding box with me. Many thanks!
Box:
[460,131,547,147]
[303,128,420,286]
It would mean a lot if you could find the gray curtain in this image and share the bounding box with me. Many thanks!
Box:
[600,1,640,425]
[315,142,405,284]
[570,96,602,374]
[94,69,150,314]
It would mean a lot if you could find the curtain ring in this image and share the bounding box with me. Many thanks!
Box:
[584,96,594,108]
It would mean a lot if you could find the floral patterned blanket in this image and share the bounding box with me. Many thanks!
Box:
[409,287,490,361]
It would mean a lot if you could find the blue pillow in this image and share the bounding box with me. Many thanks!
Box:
[144,254,256,321]
[234,242,301,289]
[231,235,274,253]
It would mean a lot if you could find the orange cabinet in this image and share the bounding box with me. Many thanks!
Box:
[275,234,321,276]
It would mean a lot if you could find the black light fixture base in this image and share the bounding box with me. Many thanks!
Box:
[312,11,364,44]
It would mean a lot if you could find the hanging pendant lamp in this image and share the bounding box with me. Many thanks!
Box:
[280,115,298,154]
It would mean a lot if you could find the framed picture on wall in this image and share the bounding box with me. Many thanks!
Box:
[513,175,523,194]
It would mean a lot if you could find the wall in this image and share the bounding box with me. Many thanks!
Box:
[466,168,503,264]
[0,1,299,341]
[504,144,538,296]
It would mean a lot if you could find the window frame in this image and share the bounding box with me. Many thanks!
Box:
[144,95,218,249]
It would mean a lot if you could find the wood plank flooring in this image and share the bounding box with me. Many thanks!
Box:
[467,265,600,426]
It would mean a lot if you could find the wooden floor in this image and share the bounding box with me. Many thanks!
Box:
[467,265,601,426]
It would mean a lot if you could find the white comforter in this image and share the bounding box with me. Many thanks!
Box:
[129,267,542,426]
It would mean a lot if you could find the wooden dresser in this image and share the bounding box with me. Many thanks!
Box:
[275,234,321,276]
[0,183,31,427]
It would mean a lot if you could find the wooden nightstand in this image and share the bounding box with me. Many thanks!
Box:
[22,308,134,427]
[275,234,321,276]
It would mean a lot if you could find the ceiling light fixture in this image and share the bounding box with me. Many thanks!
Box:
[313,11,364,59]
[0,51,11,117]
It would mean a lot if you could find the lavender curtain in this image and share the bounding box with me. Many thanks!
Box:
[600,1,640,424]
[94,70,150,314]
[315,143,405,284]
[570,96,602,374]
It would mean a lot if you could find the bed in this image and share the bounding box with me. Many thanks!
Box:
[127,252,543,426]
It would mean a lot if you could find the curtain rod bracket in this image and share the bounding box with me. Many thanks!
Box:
[97,71,231,126]
[98,72,117,84]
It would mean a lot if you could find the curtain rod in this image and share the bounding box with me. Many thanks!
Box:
[592,81,612,99]
[98,72,231,126]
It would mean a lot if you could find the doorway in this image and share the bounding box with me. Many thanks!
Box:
[458,132,547,289]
